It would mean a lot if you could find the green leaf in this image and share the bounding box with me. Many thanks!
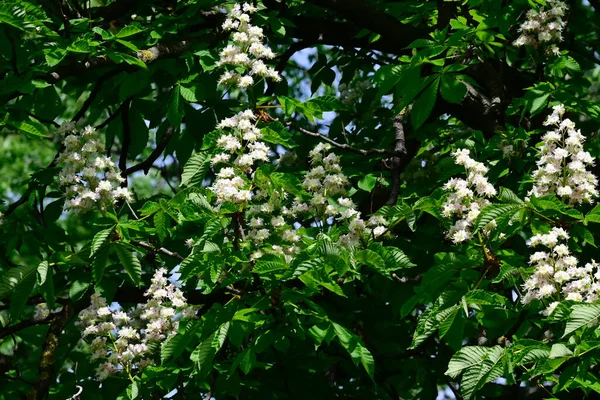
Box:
[355,249,387,275]
[36,261,49,285]
[411,78,439,129]
[167,86,183,126]
[179,85,199,102]
[358,174,378,192]
[0,264,37,300]
[446,346,506,400]
[271,173,306,198]
[299,268,345,297]
[261,122,295,148]
[332,322,375,380]
[154,211,170,242]
[549,343,573,359]
[474,204,522,233]
[181,152,211,187]
[498,187,524,204]
[117,39,140,52]
[563,303,600,337]
[67,38,90,53]
[113,244,142,285]
[254,259,288,274]
[191,323,230,378]
[139,201,161,216]
[93,247,110,283]
[239,347,257,374]
[9,120,46,138]
[440,75,467,104]
[161,321,200,364]
[92,26,113,40]
[91,228,113,256]
[585,204,600,225]
[116,24,144,38]
[119,53,148,69]
[530,93,550,115]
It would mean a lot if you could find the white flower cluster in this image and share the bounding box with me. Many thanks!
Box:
[287,143,388,248]
[246,189,301,262]
[513,0,567,56]
[209,110,271,205]
[77,269,193,381]
[441,149,497,244]
[522,227,600,315]
[217,3,281,88]
[529,104,598,204]
[56,124,132,213]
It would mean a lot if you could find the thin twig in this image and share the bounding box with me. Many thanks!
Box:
[130,240,185,261]
[72,70,120,123]
[295,126,401,156]
[125,125,175,175]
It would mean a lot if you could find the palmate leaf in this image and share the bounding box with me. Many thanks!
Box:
[332,322,375,381]
[161,320,200,364]
[367,242,416,273]
[498,187,524,204]
[191,322,230,378]
[0,264,37,300]
[91,228,113,256]
[446,346,506,400]
[113,244,142,285]
[253,259,288,274]
[563,303,600,337]
[181,152,211,187]
[473,204,523,233]
[0,4,34,30]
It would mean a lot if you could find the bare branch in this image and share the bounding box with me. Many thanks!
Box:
[0,316,52,341]
[28,303,73,400]
[130,240,185,261]
[385,114,407,205]
[296,126,401,156]
[72,70,120,123]
[125,125,175,176]
[118,98,132,186]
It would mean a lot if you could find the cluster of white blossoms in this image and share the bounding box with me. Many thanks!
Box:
[441,149,497,244]
[78,269,193,381]
[529,104,598,204]
[521,227,600,315]
[217,3,281,88]
[209,110,271,205]
[246,188,302,262]
[56,123,132,213]
[512,0,567,56]
[284,143,388,248]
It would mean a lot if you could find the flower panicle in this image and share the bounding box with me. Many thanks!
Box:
[441,148,497,244]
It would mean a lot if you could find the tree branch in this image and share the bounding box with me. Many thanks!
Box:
[125,125,175,176]
[130,240,185,261]
[118,98,132,185]
[385,114,407,205]
[28,303,73,400]
[0,317,51,341]
[71,70,120,123]
[296,126,402,156]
